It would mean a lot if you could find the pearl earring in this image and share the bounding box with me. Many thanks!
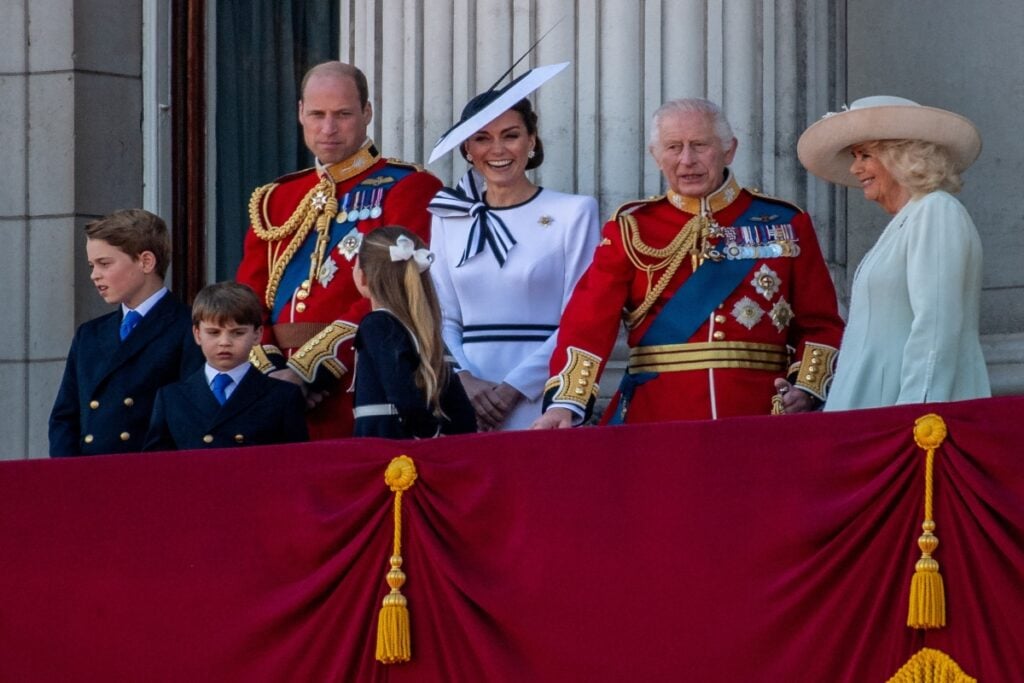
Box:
[466,153,474,162]
[528,150,536,159]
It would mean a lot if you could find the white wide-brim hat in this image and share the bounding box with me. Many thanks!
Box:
[797,95,982,187]
[428,62,570,164]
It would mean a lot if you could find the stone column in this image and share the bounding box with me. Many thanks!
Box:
[0,0,144,459]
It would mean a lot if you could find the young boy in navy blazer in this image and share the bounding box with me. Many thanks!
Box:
[143,282,308,451]
[49,209,204,456]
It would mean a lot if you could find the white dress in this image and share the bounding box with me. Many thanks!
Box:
[825,191,990,411]
[430,187,600,429]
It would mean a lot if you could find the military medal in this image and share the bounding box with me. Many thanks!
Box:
[318,257,338,287]
[369,188,383,219]
[358,190,372,221]
[347,193,361,222]
[335,193,349,223]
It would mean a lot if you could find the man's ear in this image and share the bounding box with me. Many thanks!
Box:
[723,137,739,165]
[138,251,157,274]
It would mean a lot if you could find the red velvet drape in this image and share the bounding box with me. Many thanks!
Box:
[2,397,1021,681]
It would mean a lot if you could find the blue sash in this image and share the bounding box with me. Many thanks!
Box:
[607,197,799,424]
[271,166,413,320]
[607,257,753,424]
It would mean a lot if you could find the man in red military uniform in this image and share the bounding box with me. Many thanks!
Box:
[532,98,844,427]
[236,62,441,439]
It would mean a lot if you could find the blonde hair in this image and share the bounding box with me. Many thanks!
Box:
[867,139,962,196]
[358,226,448,417]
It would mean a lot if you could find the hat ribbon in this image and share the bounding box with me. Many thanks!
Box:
[428,170,517,268]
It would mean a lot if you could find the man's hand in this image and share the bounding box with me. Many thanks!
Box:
[773,378,816,414]
[530,407,574,430]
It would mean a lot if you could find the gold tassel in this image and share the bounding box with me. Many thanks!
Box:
[886,647,976,683]
[376,455,418,664]
[907,415,947,629]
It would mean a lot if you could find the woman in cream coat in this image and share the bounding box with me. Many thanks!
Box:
[797,96,990,410]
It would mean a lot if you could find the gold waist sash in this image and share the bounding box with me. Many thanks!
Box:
[628,341,789,374]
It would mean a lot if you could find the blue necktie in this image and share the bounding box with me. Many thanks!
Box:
[211,373,233,405]
[119,310,142,341]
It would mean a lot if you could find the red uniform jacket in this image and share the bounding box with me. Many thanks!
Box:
[544,174,844,423]
[236,141,441,439]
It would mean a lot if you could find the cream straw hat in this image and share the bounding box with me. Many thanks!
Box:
[797,96,981,187]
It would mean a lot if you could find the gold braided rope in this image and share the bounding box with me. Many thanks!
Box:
[257,176,338,310]
[249,180,327,241]
[620,213,708,329]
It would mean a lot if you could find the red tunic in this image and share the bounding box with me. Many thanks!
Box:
[236,142,441,439]
[544,175,844,423]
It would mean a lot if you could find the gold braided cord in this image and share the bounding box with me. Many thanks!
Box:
[259,176,338,310]
[620,213,707,329]
[249,181,322,241]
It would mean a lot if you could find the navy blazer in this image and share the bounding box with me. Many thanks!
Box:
[143,367,308,451]
[49,293,204,457]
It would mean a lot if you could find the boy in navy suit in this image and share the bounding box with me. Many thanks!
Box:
[143,282,308,451]
[49,209,204,456]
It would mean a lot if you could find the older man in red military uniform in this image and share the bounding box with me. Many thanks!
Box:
[236,61,441,439]
[533,98,844,427]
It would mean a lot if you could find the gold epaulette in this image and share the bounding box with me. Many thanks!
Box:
[385,158,428,174]
[791,342,839,401]
[746,187,805,214]
[611,194,665,220]
[286,320,358,384]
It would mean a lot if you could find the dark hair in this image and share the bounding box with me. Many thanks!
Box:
[191,281,264,329]
[84,209,171,278]
[300,61,369,108]
[459,98,545,170]
[357,226,448,416]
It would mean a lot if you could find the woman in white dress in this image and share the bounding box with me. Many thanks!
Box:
[427,64,600,430]
[797,96,991,410]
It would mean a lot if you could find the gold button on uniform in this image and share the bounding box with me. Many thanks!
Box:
[123,397,134,407]
[203,435,214,444]
[84,434,94,444]
[295,302,307,313]
[714,314,727,324]
[89,400,100,409]
[234,434,245,443]
[713,330,725,341]
[120,432,130,442]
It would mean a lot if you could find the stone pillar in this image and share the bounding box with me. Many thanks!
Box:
[0,0,144,459]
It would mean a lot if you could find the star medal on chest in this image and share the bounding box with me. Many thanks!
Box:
[311,189,329,211]
[318,257,339,287]
[336,226,363,262]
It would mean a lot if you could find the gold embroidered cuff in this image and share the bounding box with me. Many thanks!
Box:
[249,345,284,374]
[792,342,838,401]
[549,346,602,409]
[287,320,358,384]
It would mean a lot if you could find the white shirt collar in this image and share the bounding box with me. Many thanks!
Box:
[121,287,168,318]
[204,362,251,390]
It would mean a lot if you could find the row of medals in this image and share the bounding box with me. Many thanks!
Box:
[297,187,387,309]
[334,188,384,224]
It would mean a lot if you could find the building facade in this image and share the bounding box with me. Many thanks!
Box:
[1,0,1021,458]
